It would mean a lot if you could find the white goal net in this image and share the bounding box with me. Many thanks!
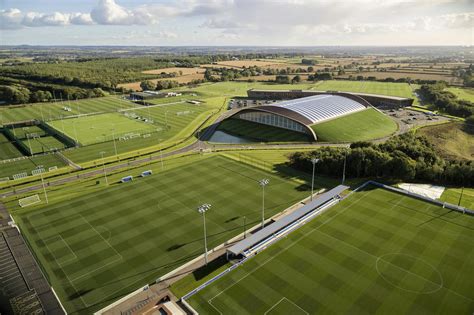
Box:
[19,194,41,207]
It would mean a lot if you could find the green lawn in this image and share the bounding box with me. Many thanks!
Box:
[0,133,23,160]
[20,136,66,154]
[0,154,67,179]
[61,102,215,164]
[417,122,473,161]
[314,80,416,99]
[47,113,158,146]
[311,108,398,142]
[215,118,313,143]
[12,155,310,314]
[0,96,137,124]
[439,187,474,209]
[446,87,474,102]
[185,185,474,314]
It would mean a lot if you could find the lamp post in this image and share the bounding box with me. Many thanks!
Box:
[100,151,108,185]
[112,128,117,156]
[342,150,347,185]
[40,171,48,204]
[311,158,320,201]
[197,203,212,265]
[259,178,269,228]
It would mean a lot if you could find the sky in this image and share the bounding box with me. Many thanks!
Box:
[0,0,473,46]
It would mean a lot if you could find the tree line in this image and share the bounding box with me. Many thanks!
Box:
[287,133,473,186]
[418,83,474,118]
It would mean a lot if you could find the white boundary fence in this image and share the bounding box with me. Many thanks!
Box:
[367,181,473,215]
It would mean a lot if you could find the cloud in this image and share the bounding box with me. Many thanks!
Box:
[90,0,157,25]
[0,8,23,29]
[70,13,94,25]
[440,12,474,28]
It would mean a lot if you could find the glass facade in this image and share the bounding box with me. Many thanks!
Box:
[236,111,307,133]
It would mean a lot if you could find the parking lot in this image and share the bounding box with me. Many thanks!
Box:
[381,108,450,132]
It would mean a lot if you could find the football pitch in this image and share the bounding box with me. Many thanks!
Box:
[47,113,158,145]
[186,185,474,314]
[13,155,309,313]
[314,80,416,100]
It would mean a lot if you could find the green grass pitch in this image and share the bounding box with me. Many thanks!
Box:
[0,154,67,179]
[13,155,309,313]
[0,96,137,124]
[314,81,416,99]
[311,108,398,142]
[47,113,158,145]
[185,185,474,314]
[61,103,213,164]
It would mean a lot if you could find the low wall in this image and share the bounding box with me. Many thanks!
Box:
[368,180,473,215]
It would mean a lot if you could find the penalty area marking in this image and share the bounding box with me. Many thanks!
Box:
[264,297,309,315]
[43,234,78,267]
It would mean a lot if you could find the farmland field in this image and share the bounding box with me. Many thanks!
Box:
[185,185,474,314]
[311,108,398,142]
[47,113,158,146]
[12,155,310,314]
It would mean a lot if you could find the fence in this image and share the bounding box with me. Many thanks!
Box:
[367,180,473,215]
[38,121,77,148]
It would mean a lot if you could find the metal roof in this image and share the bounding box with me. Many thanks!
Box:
[227,185,349,256]
[248,89,412,101]
[264,95,366,124]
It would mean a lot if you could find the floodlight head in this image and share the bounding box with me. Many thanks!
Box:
[311,158,320,164]
[198,203,211,214]
[259,178,270,187]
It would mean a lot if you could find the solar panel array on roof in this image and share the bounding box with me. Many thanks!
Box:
[272,94,366,124]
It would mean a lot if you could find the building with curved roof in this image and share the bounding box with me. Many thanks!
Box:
[227,94,369,141]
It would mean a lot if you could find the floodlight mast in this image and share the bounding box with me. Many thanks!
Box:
[197,203,212,265]
[100,151,108,185]
[311,158,320,201]
[40,172,48,204]
[259,179,269,228]
[112,127,118,156]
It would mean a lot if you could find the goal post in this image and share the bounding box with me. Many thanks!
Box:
[19,194,41,207]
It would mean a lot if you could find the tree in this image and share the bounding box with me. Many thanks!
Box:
[140,80,155,91]
[275,75,290,84]
[291,75,301,84]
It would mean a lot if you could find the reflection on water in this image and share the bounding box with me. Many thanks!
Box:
[208,131,253,144]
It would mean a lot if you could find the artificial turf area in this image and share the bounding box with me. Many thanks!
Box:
[0,154,67,179]
[215,118,313,143]
[311,108,398,142]
[47,113,158,146]
[186,185,474,314]
[12,155,309,314]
